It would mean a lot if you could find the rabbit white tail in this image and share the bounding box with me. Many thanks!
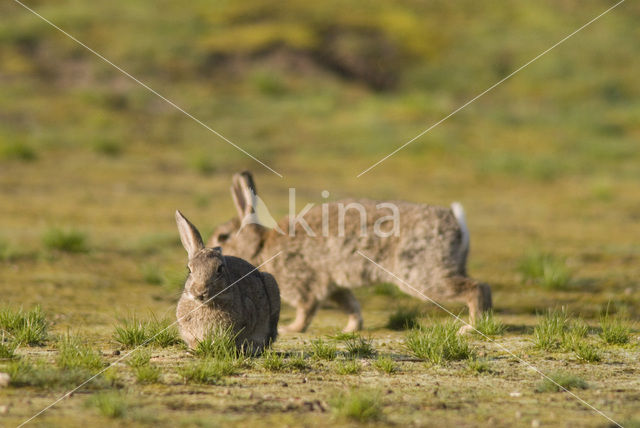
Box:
[451,202,469,254]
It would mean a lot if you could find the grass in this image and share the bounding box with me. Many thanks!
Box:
[532,308,570,350]
[179,358,236,384]
[335,359,362,375]
[261,349,286,372]
[405,320,475,364]
[386,306,421,331]
[56,334,104,371]
[373,355,398,374]
[113,315,180,348]
[0,336,18,359]
[372,283,403,297]
[147,317,182,348]
[0,305,48,346]
[518,252,571,290]
[572,342,602,363]
[251,69,288,97]
[134,364,161,384]
[141,264,164,285]
[532,310,603,362]
[188,152,217,175]
[113,316,148,348]
[0,141,37,161]
[87,392,128,418]
[127,349,152,368]
[126,349,161,383]
[287,352,310,371]
[331,389,383,422]
[467,358,492,374]
[193,325,241,359]
[93,139,123,157]
[5,359,110,389]
[1,0,640,425]
[599,313,631,345]
[473,311,506,336]
[0,238,16,262]
[535,371,588,393]
[339,333,376,359]
[42,227,89,253]
[310,338,337,360]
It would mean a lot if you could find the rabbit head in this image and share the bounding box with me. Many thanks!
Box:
[208,171,268,259]
[176,210,230,302]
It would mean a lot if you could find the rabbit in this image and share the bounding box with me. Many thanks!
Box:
[174,210,280,354]
[208,171,492,334]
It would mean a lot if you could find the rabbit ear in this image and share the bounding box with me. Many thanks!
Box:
[175,210,204,258]
[230,171,257,219]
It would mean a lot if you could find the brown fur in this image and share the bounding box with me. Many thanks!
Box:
[175,210,280,353]
[208,172,492,333]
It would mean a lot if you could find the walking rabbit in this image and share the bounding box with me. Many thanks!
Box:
[175,210,280,353]
[208,172,491,333]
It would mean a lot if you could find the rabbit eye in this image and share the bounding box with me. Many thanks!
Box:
[216,264,224,275]
[217,233,229,243]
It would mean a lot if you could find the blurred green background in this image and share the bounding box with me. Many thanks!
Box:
[0,0,638,320]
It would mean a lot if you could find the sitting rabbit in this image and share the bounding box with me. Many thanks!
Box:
[175,210,280,354]
[208,172,492,333]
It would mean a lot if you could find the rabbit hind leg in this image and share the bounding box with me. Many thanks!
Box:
[329,287,363,332]
[278,299,319,333]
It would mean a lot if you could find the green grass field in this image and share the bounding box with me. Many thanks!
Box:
[1,0,639,426]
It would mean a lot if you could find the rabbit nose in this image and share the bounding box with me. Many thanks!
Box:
[195,290,208,301]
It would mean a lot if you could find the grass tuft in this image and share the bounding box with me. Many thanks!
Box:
[518,252,571,289]
[373,355,398,374]
[134,365,161,384]
[533,308,570,350]
[405,320,475,364]
[193,325,241,360]
[113,316,148,348]
[261,349,285,372]
[147,316,181,348]
[340,333,376,359]
[310,338,337,361]
[572,342,602,363]
[141,264,164,285]
[6,359,110,389]
[179,358,236,384]
[372,283,403,297]
[42,227,88,253]
[287,352,310,371]
[386,307,421,331]
[0,239,22,262]
[93,139,122,157]
[331,389,382,422]
[0,335,18,359]
[251,69,288,97]
[0,141,37,161]
[533,310,602,361]
[126,349,161,383]
[189,152,216,175]
[535,371,588,393]
[335,359,362,375]
[467,358,492,374]
[473,311,506,336]
[87,392,128,418]
[126,349,152,368]
[599,313,631,345]
[113,315,180,348]
[0,305,48,346]
[57,334,103,371]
